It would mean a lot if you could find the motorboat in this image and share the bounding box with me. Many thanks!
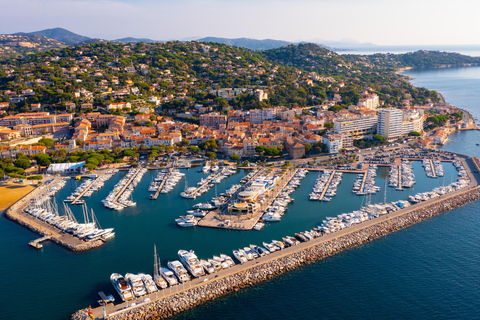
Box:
[125,273,147,297]
[167,261,191,283]
[139,273,158,294]
[110,273,134,302]
[200,259,216,274]
[233,250,248,264]
[178,250,205,278]
[160,267,178,286]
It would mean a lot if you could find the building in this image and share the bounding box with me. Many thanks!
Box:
[0,127,21,140]
[107,102,131,111]
[322,133,353,153]
[333,115,378,136]
[401,110,424,135]
[378,109,403,140]
[199,112,227,127]
[13,124,33,136]
[285,138,306,159]
[357,94,380,110]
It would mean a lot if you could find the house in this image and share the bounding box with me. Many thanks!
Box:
[107,102,131,111]
[66,102,76,110]
[30,103,41,111]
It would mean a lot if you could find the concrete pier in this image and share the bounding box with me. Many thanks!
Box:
[150,168,173,200]
[112,168,143,205]
[319,170,336,201]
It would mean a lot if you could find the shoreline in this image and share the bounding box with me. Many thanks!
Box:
[71,155,480,320]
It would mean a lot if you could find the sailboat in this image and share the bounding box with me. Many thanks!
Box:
[180,179,196,199]
[153,245,168,289]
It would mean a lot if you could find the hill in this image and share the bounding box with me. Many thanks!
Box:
[15,28,90,45]
[199,37,291,50]
[115,37,158,43]
[0,34,66,59]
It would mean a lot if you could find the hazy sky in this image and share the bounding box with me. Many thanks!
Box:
[1,0,479,45]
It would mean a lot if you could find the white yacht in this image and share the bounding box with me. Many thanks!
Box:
[167,261,191,283]
[160,267,178,286]
[110,273,134,302]
[139,273,158,294]
[125,273,147,297]
[178,250,205,278]
[233,250,248,264]
[200,259,216,274]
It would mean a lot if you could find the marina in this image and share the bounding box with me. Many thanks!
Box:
[73,153,480,320]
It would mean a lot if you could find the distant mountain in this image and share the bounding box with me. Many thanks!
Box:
[199,37,291,50]
[0,34,66,59]
[15,28,90,45]
[115,37,159,43]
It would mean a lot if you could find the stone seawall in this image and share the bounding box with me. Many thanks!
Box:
[71,186,480,320]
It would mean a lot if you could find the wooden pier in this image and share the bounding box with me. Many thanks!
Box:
[358,165,369,194]
[151,168,173,200]
[29,235,51,249]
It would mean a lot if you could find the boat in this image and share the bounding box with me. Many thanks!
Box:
[153,245,168,289]
[233,250,248,264]
[178,250,205,278]
[244,246,258,259]
[167,260,191,283]
[200,259,216,274]
[110,273,134,302]
[160,267,178,286]
[139,273,158,294]
[125,273,147,297]
[193,203,215,210]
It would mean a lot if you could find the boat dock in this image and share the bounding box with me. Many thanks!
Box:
[29,235,51,249]
[358,166,369,194]
[319,170,336,201]
[429,159,437,177]
[189,171,223,196]
[4,178,105,251]
[71,174,105,205]
[398,164,402,188]
[112,168,143,204]
[199,168,298,230]
[218,168,264,211]
[151,168,173,200]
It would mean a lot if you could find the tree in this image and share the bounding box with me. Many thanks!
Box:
[14,157,31,169]
[188,145,200,153]
[207,152,217,159]
[325,122,334,129]
[304,143,312,153]
[122,149,136,157]
[38,137,54,147]
[75,139,84,146]
[35,154,51,166]
[408,131,421,136]
[230,155,241,161]
[373,134,386,142]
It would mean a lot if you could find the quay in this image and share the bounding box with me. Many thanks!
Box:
[73,154,480,320]
[4,177,105,252]
[319,170,336,201]
[29,235,51,249]
[198,168,298,230]
[112,168,143,205]
[429,159,437,177]
[151,168,173,200]
[72,173,106,205]
[398,164,402,188]
[358,165,369,194]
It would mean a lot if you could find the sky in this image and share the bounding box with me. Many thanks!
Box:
[1,0,480,45]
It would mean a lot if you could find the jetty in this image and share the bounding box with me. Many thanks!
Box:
[4,180,105,252]
[29,235,51,249]
[151,168,173,200]
[398,164,402,188]
[358,165,369,193]
[73,156,480,320]
[112,167,143,204]
[319,170,336,201]
[71,174,105,205]
[199,168,298,230]
[429,159,437,177]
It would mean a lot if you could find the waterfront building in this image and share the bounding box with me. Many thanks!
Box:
[401,110,424,134]
[378,109,403,140]
[333,115,378,136]
[322,133,354,153]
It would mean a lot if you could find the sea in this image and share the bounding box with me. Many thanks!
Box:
[1,67,480,320]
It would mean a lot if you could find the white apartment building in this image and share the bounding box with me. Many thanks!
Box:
[378,109,403,140]
[333,115,378,136]
[200,112,227,127]
[247,109,264,124]
[401,110,424,135]
[322,133,353,153]
[357,94,380,110]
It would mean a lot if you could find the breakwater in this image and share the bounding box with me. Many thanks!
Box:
[71,182,480,320]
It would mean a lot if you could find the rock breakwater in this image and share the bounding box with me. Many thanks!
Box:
[71,186,480,320]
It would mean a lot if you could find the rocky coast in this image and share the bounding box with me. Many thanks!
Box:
[71,184,480,320]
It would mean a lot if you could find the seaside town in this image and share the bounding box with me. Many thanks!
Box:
[1,39,480,320]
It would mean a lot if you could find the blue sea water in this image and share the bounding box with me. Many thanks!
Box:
[1,67,480,320]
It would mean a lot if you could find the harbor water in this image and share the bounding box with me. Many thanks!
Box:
[1,66,480,320]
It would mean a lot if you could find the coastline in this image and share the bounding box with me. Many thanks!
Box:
[71,156,480,320]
